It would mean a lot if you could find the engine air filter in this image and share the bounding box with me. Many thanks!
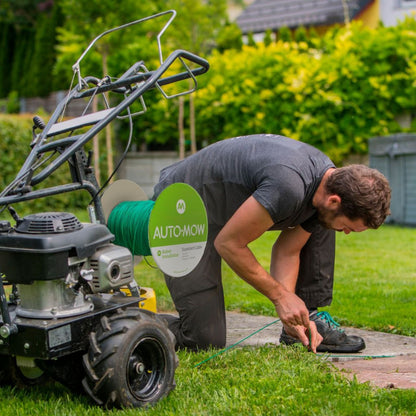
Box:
[15,212,83,234]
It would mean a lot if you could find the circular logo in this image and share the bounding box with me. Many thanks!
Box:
[148,183,208,278]
[176,199,186,214]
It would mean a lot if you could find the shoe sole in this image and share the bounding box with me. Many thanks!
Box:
[280,339,366,353]
[316,342,366,353]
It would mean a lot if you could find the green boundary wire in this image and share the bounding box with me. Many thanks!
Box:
[194,319,281,368]
[194,318,397,368]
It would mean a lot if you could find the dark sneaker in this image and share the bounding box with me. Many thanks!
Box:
[279,311,366,353]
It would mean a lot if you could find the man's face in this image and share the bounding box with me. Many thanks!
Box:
[317,208,368,234]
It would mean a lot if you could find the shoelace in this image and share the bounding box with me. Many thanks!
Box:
[316,311,344,332]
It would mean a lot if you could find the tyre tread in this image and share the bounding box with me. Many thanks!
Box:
[82,307,177,408]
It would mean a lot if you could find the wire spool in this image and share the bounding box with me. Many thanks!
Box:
[101,180,208,277]
[108,200,155,256]
[102,179,148,264]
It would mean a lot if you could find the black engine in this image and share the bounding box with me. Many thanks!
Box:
[0,212,134,319]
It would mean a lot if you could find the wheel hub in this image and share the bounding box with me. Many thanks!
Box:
[134,361,145,375]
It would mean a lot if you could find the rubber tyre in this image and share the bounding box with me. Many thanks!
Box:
[82,308,178,408]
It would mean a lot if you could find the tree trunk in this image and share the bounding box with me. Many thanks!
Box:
[92,97,100,185]
[178,96,185,160]
[342,0,350,24]
[102,51,114,181]
[105,123,113,181]
[190,93,196,154]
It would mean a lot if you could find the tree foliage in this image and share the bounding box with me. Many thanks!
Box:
[29,5,64,96]
[54,0,159,84]
[3,3,416,166]
[96,17,416,163]
[54,0,229,152]
[216,21,243,53]
[0,0,61,98]
[167,0,227,53]
[0,23,15,97]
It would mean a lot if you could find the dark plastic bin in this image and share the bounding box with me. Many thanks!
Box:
[369,133,416,225]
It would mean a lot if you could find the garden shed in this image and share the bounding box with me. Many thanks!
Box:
[369,134,416,226]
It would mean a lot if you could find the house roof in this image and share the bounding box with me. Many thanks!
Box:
[236,0,374,34]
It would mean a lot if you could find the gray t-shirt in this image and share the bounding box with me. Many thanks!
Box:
[153,134,335,232]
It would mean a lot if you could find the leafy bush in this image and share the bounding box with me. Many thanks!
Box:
[132,18,416,164]
[6,91,19,114]
[0,115,89,215]
[194,19,416,164]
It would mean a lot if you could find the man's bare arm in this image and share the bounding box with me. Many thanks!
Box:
[270,225,311,292]
[214,196,321,351]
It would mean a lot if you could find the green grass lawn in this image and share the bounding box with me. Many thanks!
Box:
[1,345,416,416]
[138,224,416,337]
[1,223,415,415]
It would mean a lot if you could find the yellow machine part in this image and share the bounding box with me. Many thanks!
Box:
[120,286,157,313]
[138,287,157,313]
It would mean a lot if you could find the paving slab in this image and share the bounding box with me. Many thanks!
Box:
[332,354,416,389]
[225,312,416,390]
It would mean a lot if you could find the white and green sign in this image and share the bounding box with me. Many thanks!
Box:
[148,183,208,277]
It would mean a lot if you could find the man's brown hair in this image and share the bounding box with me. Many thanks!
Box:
[325,164,391,229]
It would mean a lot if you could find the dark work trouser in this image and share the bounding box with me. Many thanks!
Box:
[296,226,335,310]
[162,224,335,350]
[163,225,225,350]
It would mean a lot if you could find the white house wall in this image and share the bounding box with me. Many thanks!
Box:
[380,0,416,26]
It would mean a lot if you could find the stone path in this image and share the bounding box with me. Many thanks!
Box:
[225,312,416,390]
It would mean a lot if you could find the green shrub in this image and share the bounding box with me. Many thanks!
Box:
[193,19,416,164]
[126,19,416,165]
[278,26,292,42]
[263,29,273,46]
[0,115,89,215]
[6,91,19,114]
[216,22,243,53]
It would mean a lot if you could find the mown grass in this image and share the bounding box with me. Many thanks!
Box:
[1,223,415,415]
[138,224,416,337]
[1,346,416,416]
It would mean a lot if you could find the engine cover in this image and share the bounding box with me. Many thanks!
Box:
[88,244,134,293]
[0,212,114,284]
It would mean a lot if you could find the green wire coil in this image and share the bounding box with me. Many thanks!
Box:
[107,200,155,256]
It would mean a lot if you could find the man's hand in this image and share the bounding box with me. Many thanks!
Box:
[283,321,322,353]
[274,290,323,352]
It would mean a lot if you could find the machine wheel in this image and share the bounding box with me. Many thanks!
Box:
[0,355,47,388]
[82,307,178,408]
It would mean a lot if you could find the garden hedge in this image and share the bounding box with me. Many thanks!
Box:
[0,115,89,214]
[134,18,416,164]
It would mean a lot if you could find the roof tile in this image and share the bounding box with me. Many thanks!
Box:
[236,0,374,33]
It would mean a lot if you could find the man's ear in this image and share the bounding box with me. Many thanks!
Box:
[326,194,341,210]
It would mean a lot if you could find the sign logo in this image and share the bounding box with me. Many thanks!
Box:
[176,199,186,214]
[148,183,208,277]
